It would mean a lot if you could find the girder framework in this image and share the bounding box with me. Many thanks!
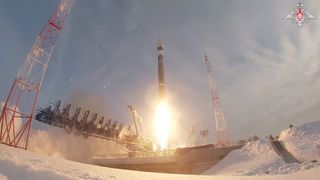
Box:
[204,54,229,146]
[0,0,74,149]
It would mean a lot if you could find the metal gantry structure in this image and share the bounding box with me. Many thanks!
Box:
[204,54,229,146]
[127,105,143,137]
[0,0,75,149]
[35,100,153,152]
[185,126,196,147]
[200,129,209,145]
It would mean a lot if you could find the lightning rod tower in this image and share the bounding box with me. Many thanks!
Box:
[0,0,75,149]
[204,54,229,146]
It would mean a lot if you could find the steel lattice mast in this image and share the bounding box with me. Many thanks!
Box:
[204,54,229,146]
[0,0,75,149]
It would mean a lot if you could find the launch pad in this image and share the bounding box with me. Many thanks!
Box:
[91,144,244,174]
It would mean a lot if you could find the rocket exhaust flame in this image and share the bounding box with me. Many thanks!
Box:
[154,40,171,150]
[155,101,171,150]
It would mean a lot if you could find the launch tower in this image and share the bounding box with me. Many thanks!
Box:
[0,0,74,149]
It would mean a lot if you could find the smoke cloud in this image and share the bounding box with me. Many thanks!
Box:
[29,126,126,163]
[28,91,127,163]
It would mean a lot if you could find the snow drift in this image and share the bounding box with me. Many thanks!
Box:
[205,140,288,175]
[279,120,320,162]
[204,121,320,176]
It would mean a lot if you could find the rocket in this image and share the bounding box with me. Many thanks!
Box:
[157,40,165,101]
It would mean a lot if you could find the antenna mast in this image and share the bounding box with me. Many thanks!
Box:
[204,54,229,146]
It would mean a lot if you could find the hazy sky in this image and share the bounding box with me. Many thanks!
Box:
[0,0,320,145]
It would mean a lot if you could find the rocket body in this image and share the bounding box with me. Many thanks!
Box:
[157,42,165,101]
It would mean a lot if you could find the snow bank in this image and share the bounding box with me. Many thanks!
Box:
[279,120,320,162]
[205,120,320,176]
[204,139,319,176]
[0,144,319,180]
[204,140,284,175]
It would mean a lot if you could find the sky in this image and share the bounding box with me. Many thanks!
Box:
[0,0,320,146]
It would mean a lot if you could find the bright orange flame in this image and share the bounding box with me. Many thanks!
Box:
[154,101,171,150]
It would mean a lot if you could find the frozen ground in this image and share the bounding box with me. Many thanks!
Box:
[204,120,320,176]
[0,144,319,180]
[204,139,319,175]
[279,120,320,162]
[0,121,319,179]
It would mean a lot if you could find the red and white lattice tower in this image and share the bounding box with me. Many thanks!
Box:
[204,54,229,146]
[0,0,74,149]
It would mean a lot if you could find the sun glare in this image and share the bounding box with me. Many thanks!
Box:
[154,101,171,151]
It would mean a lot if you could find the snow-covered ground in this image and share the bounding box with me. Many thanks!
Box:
[0,121,319,179]
[204,121,320,176]
[0,144,319,180]
[279,120,320,162]
[204,139,319,175]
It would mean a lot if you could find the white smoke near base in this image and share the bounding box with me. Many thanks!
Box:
[28,91,127,163]
[29,126,127,163]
